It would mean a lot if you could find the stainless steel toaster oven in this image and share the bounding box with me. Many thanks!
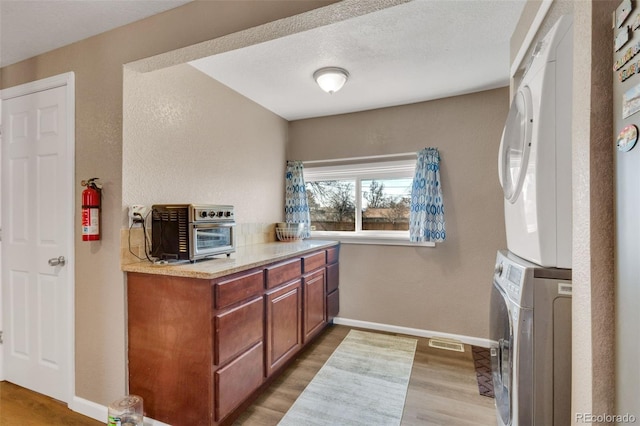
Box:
[151,204,235,262]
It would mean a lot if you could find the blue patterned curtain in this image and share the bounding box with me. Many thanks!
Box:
[285,161,311,238]
[409,148,446,242]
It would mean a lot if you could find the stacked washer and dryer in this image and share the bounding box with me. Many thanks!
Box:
[491,15,573,426]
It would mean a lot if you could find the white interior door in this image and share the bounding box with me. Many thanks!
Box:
[1,74,74,403]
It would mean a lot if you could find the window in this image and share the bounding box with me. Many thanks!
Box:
[304,159,430,246]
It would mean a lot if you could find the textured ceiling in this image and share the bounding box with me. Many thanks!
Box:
[189,0,526,120]
[0,0,192,67]
[1,0,526,120]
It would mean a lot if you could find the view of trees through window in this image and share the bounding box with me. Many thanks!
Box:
[306,178,412,232]
[306,180,356,231]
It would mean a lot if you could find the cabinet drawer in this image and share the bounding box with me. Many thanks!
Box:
[214,297,263,366]
[326,246,339,264]
[214,269,264,309]
[266,258,301,289]
[214,341,264,422]
[303,251,326,273]
[326,262,339,294]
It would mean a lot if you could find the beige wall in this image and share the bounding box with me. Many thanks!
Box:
[0,0,336,407]
[289,88,508,338]
[511,1,617,422]
[571,1,616,420]
[123,63,287,223]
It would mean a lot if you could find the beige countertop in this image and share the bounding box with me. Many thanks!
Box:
[122,239,339,280]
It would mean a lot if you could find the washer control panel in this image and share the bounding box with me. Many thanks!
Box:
[494,252,526,302]
[504,263,524,299]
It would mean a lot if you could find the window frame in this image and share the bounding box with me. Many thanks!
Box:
[303,159,435,246]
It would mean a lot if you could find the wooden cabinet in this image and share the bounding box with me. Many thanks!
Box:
[214,296,263,366]
[214,341,264,422]
[326,246,340,322]
[214,269,263,309]
[214,296,264,421]
[265,258,301,289]
[128,275,213,426]
[265,280,302,376]
[302,251,326,273]
[303,268,326,342]
[212,270,266,423]
[127,244,339,426]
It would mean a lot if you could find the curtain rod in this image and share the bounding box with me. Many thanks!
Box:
[303,152,416,165]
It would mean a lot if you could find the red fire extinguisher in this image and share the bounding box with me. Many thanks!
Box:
[81,178,102,241]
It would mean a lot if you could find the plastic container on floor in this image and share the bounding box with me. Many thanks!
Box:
[107,395,144,426]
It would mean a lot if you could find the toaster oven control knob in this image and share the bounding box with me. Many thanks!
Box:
[200,211,208,218]
[208,211,216,218]
[217,211,224,217]
[225,211,232,217]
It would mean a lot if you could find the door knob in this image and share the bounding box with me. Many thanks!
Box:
[48,256,66,267]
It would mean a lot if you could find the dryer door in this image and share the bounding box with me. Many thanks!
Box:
[498,86,533,204]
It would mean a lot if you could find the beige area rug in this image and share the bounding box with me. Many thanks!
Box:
[278,330,417,426]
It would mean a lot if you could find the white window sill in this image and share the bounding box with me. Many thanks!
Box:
[309,232,436,247]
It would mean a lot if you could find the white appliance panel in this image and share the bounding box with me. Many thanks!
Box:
[499,15,573,268]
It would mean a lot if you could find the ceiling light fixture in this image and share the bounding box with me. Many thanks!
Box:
[313,67,349,94]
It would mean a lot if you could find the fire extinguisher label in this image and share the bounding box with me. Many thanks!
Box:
[82,208,100,234]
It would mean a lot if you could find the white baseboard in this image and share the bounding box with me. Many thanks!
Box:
[333,317,491,348]
[70,396,107,423]
[143,417,171,426]
[71,396,170,426]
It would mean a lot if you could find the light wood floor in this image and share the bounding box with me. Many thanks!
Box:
[0,381,102,425]
[0,325,496,426]
[235,325,497,426]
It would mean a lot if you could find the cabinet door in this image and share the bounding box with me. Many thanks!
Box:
[265,280,302,376]
[303,268,326,342]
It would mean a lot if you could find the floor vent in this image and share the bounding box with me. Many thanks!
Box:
[428,338,465,352]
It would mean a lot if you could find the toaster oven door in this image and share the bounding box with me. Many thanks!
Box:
[190,222,235,259]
